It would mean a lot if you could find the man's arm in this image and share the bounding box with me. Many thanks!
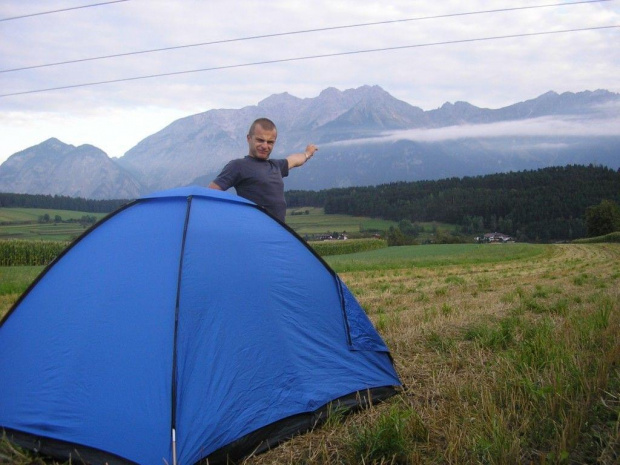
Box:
[287,144,318,169]
[208,182,223,190]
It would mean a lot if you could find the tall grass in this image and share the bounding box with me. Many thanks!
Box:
[0,266,45,319]
[250,243,620,464]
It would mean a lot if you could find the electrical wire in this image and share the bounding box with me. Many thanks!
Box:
[0,0,612,73]
[0,0,130,22]
[1,24,617,98]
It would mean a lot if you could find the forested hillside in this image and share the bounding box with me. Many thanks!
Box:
[2,165,618,242]
[286,165,620,242]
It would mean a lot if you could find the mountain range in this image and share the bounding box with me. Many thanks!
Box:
[1,85,618,200]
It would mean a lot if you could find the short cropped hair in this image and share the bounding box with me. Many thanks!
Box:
[249,118,277,136]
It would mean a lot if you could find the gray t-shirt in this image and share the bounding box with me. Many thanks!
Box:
[213,156,289,221]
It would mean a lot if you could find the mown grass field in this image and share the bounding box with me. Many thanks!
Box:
[1,242,618,464]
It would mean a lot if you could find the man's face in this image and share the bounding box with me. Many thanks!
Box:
[247,124,277,160]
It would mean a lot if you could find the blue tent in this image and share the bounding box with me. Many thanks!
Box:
[0,186,400,464]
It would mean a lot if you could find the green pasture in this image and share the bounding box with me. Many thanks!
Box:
[1,205,459,242]
[286,207,396,236]
[0,266,44,296]
[324,242,550,272]
[286,207,456,240]
[0,207,106,223]
[0,208,107,241]
[0,266,44,319]
[0,222,94,241]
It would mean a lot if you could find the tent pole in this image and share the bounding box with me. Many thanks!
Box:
[171,196,192,465]
[172,428,178,465]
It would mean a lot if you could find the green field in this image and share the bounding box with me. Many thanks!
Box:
[0,207,107,223]
[0,205,394,241]
[0,207,108,241]
[286,207,396,236]
[286,206,458,241]
[325,242,549,272]
[0,205,459,242]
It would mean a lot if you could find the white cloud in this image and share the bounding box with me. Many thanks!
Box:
[327,115,620,146]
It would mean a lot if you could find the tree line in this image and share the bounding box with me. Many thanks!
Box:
[0,193,129,213]
[2,165,618,243]
[37,213,98,226]
[286,165,620,242]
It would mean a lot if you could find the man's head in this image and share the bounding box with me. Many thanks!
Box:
[247,118,277,160]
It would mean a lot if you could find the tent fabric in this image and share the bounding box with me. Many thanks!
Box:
[0,186,400,464]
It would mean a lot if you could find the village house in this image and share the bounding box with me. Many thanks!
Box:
[477,232,514,243]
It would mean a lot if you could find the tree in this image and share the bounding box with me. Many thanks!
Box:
[585,199,620,237]
[387,226,407,246]
[398,219,422,237]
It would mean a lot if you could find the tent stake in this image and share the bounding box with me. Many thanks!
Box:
[172,428,177,465]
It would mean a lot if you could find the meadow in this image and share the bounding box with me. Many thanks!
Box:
[286,207,456,243]
[0,207,107,242]
[1,242,618,464]
[286,207,396,237]
[0,205,449,243]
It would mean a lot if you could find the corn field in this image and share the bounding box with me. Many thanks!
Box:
[0,240,68,266]
[309,238,387,256]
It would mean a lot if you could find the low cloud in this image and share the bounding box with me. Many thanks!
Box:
[327,115,620,147]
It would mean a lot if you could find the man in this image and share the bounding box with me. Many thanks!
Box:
[208,118,318,222]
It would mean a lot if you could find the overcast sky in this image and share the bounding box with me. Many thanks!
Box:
[1,0,618,164]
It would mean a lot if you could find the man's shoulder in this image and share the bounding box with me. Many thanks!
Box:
[224,156,287,172]
[234,156,286,166]
[221,156,252,171]
[226,156,250,165]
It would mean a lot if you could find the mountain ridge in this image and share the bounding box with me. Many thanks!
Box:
[1,86,618,199]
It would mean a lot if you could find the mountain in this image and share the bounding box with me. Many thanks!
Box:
[1,86,619,199]
[115,85,426,191]
[0,139,143,199]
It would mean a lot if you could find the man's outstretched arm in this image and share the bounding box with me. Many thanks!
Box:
[287,144,318,169]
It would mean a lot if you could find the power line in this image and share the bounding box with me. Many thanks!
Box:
[0,0,612,73]
[0,0,130,22]
[1,25,617,98]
